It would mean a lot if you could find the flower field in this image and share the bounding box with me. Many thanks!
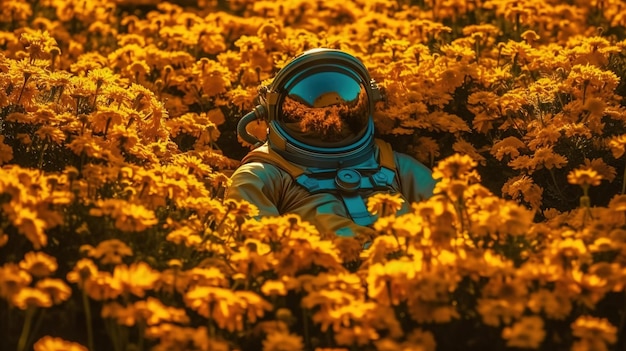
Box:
[1,0,626,350]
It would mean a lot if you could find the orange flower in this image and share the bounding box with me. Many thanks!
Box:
[452,139,486,166]
[230,238,275,276]
[33,336,87,351]
[527,289,572,320]
[501,175,543,210]
[491,136,526,161]
[0,135,13,164]
[567,168,602,187]
[11,287,53,310]
[583,158,616,182]
[0,263,32,298]
[102,298,190,327]
[183,286,242,331]
[19,251,58,277]
[83,272,122,301]
[571,316,617,345]
[608,134,626,159]
[532,146,568,171]
[261,280,288,297]
[87,239,133,265]
[36,278,72,305]
[408,136,440,165]
[501,316,545,349]
[89,199,158,232]
[432,154,477,181]
[12,205,48,249]
[367,193,405,217]
[112,262,160,298]
[262,331,304,351]
[66,258,98,288]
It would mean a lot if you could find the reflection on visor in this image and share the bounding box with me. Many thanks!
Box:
[279,71,370,145]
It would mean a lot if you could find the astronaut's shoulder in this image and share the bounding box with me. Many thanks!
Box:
[393,151,433,174]
[239,144,306,178]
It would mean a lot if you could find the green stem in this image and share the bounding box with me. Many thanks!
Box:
[15,74,31,106]
[38,142,49,169]
[82,290,95,351]
[548,169,564,199]
[25,309,47,348]
[17,306,36,351]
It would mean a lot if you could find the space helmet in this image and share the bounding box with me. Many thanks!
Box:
[237,48,383,168]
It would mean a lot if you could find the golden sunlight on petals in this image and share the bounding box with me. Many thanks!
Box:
[19,251,57,277]
[33,336,87,351]
[567,168,602,187]
[501,316,545,349]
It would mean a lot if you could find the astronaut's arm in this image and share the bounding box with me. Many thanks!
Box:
[225,162,283,217]
[394,152,437,203]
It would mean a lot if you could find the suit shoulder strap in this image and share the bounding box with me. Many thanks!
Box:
[374,138,396,171]
[241,144,306,178]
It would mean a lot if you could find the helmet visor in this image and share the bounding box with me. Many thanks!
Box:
[278,70,370,146]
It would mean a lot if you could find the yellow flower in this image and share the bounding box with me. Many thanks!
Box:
[549,238,589,269]
[366,260,413,306]
[66,258,98,288]
[567,168,602,187]
[12,205,48,249]
[261,280,288,297]
[476,298,525,327]
[19,29,59,62]
[408,136,440,165]
[367,193,405,217]
[88,239,133,265]
[183,287,272,332]
[102,298,190,327]
[527,288,572,320]
[0,135,13,164]
[83,271,122,301]
[136,297,190,326]
[36,278,72,305]
[532,146,568,171]
[501,316,546,349]
[608,194,626,211]
[144,324,228,351]
[571,316,617,345]
[452,139,486,166]
[0,263,32,299]
[583,158,616,182]
[89,199,158,232]
[0,232,7,247]
[333,237,363,263]
[101,302,135,326]
[608,134,626,159]
[186,266,228,289]
[333,325,378,347]
[491,136,526,161]
[501,175,543,210]
[230,239,275,276]
[225,198,260,220]
[33,336,87,351]
[499,202,536,236]
[113,262,160,298]
[19,251,57,277]
[432,153,477,181]
[235,290,274,325]
[11,287,53,310]
[404,329,437,351]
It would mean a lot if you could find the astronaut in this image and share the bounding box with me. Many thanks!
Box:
[226,48,436,240]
